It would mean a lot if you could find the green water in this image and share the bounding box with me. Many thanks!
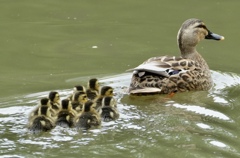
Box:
[1,0,240,157]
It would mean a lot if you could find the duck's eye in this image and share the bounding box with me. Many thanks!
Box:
[196,24,206,29]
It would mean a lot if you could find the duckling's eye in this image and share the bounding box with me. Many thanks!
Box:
[109,90,113,94]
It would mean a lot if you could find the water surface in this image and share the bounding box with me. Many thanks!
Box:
[1,0,240,158]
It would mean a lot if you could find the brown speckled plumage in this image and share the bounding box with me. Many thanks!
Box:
[128,18,224,94]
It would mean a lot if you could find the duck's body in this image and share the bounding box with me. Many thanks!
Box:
[128,18,224,94]
[86,78,100,100]
[97,96,119,121]
[75,100,101,130]
[28,106,56,133]
[56,99,77,128]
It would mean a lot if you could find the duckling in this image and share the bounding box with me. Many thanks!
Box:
[67,85,86,101]
[48,91,61,112]
[56,99,77,128]
[95,86,114,109]
[98,96,119,121]
[128,18,224,94]
[75,100,101,130]
[28,98,58,120]
[28,98,50,119]
[71,91,88,113]
[28,105,56,134]
[86,78,100,100]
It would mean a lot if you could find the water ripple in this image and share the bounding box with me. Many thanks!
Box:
[1,71,240,157]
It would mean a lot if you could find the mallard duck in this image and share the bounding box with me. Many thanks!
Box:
[97,96,119,121]
[86,78,100,100]
[48,91,61,112]
[71,91,88,113]
[56,99,77,128]
[75,100,101,130]
[28,105,56,133]
[128,18,224,94]
[68,85,86,101]
[95,86,114,109]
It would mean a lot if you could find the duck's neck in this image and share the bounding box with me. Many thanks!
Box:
[180,46,210,70]
[179,46,197,58]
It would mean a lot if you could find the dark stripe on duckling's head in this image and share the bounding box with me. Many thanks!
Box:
[101,96,114,106]
[61,99,71,110]
[73,91,87,101]
[100,86,113,96]
[88,78,98,89]
[83,100,95,112]
[48,91,59,102]
[40,98,49,105]
[38,106,50,116]
[73,85,86,92]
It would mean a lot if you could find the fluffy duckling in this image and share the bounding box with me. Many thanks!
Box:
[28,98,58,120]
[98,96,119,121]
[86,78,100,100]
[56,99,77,128]
[75,100,101,130]
[95,86,114,110]
[48,91,61,113]
[28,105,56,134]
[29,98,50,119]
[68,85,86,101]
[71,91,88,113]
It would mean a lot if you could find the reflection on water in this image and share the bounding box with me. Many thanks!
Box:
[1,71,240,157]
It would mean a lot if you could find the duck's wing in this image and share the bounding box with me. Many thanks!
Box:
[128,56,197,77]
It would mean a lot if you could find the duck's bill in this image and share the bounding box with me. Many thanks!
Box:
[205,31,225,40]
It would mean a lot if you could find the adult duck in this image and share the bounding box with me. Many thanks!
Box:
[128,18,224,94]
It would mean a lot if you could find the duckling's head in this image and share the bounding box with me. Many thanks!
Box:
[99,97,118,121]
[48,91,60,103]
[38,106,52,117]
[100,86,114,97]
[82,100,96,112]
[73,91,88,104]
[40,98,50,106]
[88,78,100,91]
[61,99,73,111]
[177,18,224,54]
[101,96,117,108]
[73,85,86,93]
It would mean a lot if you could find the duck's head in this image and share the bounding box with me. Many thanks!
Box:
[88,78,100,91]
[48,91,60,103]
[82,100,96,112]
[38,106,52,117]
[73,91,88,104]
[73,85,86,93]
[100,86,114,97]
[177,18,224,54]
[61,99,73,111]
[40,98,50,106]
[101,96,117,108]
